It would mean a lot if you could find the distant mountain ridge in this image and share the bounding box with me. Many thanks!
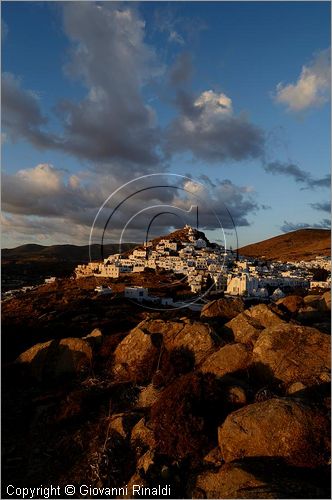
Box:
[2,243,137,263]
[238,229,330,262]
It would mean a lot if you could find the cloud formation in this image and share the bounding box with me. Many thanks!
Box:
[280,219,331,233]
[2,72,52,147]
[165,89,264,162]
[2,3,163,169]
[2,164,260,245]
[264,161,330,190]
[310,201,331,213]
[275,48,331,112]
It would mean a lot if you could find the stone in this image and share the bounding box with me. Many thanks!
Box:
[200,343,252,378]
[303,294,322,308]
[82,328,103,347]
[225,313,263,346]
[136,449,155,475]
[108,414,127,439]
[131,418,156,456]
[203,447,223,468]
[218,398,330,468]
[287,382,306,395]
[16,337,92,382]
[247,304,285,328]
[112,326,160,383]
[322,290,331,311]
[276,295,304,314]
[200,297,245,322]
[193,459,328,499]
[136,384,162,409]
[108,412,141,439]
[84,328,103,339]
[253,324,330,386]
[139,318,216,365]
[225,385,247,405]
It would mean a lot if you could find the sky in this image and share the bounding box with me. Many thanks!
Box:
[1,1,331,249]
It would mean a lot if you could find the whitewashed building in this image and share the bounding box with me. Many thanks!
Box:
[124,286,149,301]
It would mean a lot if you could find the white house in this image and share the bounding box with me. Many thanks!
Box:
[124,286,149,301]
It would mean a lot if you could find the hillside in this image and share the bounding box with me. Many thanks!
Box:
[239,229,330,262]
[1,243,137,291]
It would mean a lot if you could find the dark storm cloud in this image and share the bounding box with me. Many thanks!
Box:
[165,89,264,163]
[280,219,331,233]
[264,161,330,190]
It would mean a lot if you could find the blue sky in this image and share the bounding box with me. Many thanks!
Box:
[2,1,331,248]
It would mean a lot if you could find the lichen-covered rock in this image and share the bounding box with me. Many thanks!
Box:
[200,343,252,378]
[16,337,92,382]
[218,398,330,467]
[247,303,285,328]
[200,297,244,321]
[138,318,216,365]
[253,324,330,386]
[225,304,285,347]
[225,312,263,346]
[112,326,160,383]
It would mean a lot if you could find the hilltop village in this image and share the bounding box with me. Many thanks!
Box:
[74,225,331,304]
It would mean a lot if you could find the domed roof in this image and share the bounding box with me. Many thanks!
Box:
[195,238,207,248]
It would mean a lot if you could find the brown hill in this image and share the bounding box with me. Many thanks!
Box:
[2,243,137,263]
[238,229,330,262]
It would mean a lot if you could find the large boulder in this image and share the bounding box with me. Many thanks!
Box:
[112,326,161,383]
[225,312,263,346]
[277,295,304,314]
[200,297,245,322]
[247,303,285,328]
[303,294,323,308]
[225,304,285,347]
[16,337,92,382]
[193,459,328,499]
[139,318,216,365]
[253,324,330,386]
[200,343,252,378]
[218,398,330,468]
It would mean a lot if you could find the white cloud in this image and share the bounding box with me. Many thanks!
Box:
[275,48,331,112]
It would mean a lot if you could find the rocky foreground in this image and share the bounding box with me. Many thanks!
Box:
[2,291,331,499]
